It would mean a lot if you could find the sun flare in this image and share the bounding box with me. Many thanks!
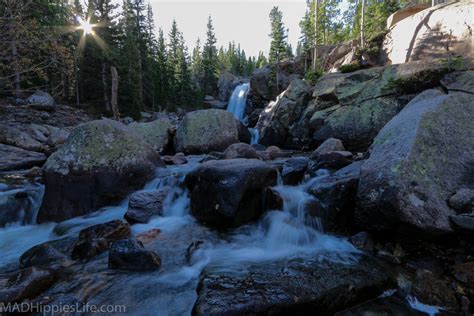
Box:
[76,16,95,35]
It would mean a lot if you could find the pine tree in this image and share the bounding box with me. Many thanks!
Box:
[154,28,168,109]
[268,6,288,91]
[201,16,219,95]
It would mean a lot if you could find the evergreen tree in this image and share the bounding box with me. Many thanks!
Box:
[201,16,219,95]
[268,6,288,90]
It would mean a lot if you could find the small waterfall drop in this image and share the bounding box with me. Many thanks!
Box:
[227,83,249,121]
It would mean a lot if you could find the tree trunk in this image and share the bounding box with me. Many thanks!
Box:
[360,0,366,49]
[110,66,120,120]
[102,61,111,111]
[312,0,319,70]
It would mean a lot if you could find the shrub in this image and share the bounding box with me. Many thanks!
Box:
[304,68,323,86]
[339,63,361,73]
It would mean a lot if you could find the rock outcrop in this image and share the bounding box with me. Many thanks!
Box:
[382,1,473,64]
[38,119,163,223]
[0,144,46,171]
[174,109,239,154]
[185,159,278,229]
[356,90,474,237]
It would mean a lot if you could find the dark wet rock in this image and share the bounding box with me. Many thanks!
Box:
[223,143,260,160]
[78,220,131,241]
[24,166,43,178]
[310,138,345,160]
[412,269,458,310]
[356,90,474,237]
[174,109,239,154]
[237,120,251,144]
[71,220,131,260]
[280,157,309,185]
[26,91,55,111]
[336,291,427,316]
[128,116,173,153]
[316,151,353,169]
[0,144,47,171]
[37,119,163,223]
[186,159,278,229]
[108,238,161,271]
[453,262,474,287]
[0,267,58,303]
[204,95,227,109]
[124,189,169,224]
[251,143,266,151]
[20,243,67,268]
[449,189,474,213]
[349,232,375,253]
[71,238,109,260]
[193,255,395,315]
[162,153,188,165]
[264,187,283,210]
[449,213,474,233]
[309,161,362,231]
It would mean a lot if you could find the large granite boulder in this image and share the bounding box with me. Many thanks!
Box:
[128,116,173,153]
[356,90,474,237]
[185,159,278,229]
[193,255,394,315]
[174,109,239,154]
[37,119,163,223]
[382,1,473,64]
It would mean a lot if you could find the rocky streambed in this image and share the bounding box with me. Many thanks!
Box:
[0,62,473,315]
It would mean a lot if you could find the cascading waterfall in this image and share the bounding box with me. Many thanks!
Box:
[227,83,260,145]
[227,83,249,122]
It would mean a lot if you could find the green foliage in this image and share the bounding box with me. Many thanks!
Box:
[339,62,361,73]
[440,54,464,72]
[304,68,323,86]
[382,69,448,95]
[201,16,219,95]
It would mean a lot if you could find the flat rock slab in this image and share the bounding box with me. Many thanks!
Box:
[193,254,394,315]
[0,144,46,171]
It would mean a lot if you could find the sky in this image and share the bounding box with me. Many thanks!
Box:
[149,0,309,57]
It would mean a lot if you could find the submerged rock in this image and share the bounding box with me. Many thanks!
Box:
[185,159,278,229]
[192,255,394,315]
[108,238,161,271]
[356,90,474,237]
[37,119,163,223]
[174,109,239,154]
[124,189,169,224]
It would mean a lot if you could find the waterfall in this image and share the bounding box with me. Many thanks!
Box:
[227,83,260,145]
[227,83,250,122]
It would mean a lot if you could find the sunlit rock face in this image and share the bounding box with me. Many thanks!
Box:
[382,1,473,64]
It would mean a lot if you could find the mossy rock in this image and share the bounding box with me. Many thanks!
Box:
[174,109,239,154]
[129,117,173,153]
[38,119,163,223]
[356,90,474,237]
